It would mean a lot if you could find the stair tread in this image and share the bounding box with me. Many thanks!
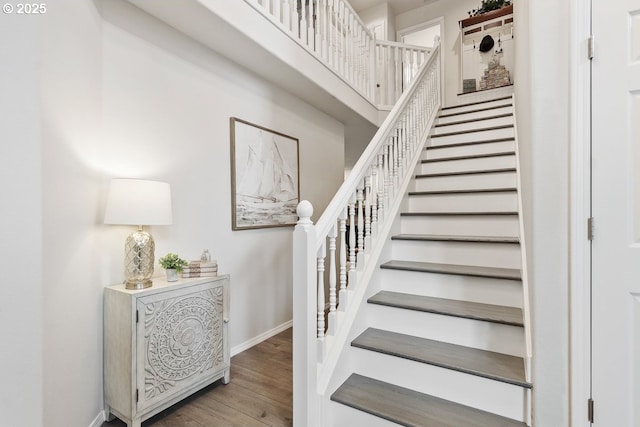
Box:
[416,167,516,178]
[435,113,513,128]
[431,124,514,139]
[409,187,517,195]
[392,233,519,243]
[401,211,518,216]
[352,328,531,388]
[368,291,524,326]
[441,96,513,111]
[427,137,515,150]
[380,260,521,280]
[439,103,513,119]
[422,151,515,163]
[331,374,528,427]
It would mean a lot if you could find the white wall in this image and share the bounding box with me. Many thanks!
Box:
[0,13,44,427]
[395,0,477,106]
[514,0,570,425]
[528,1,571,424]
[358,2,396,41]
[33,1,346,426]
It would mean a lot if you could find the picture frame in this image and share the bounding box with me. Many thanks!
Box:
[230,117,300,230]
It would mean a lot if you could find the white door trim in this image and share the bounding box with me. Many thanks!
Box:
[569,0,592,425]
[396,16,444,47]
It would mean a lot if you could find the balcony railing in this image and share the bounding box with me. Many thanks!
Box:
[245,0,432,107]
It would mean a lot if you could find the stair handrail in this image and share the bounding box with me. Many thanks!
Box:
[293,40,442,427]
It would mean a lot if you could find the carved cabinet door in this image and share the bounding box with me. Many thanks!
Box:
[135,282,226,412]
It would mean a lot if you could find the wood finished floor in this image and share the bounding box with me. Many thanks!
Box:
[102,328,292,427]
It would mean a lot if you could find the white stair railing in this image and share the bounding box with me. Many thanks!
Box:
[374,40,432,107]
[292,42,441,427]
[245,0,431,108]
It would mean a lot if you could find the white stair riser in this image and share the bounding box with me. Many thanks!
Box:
[349,347,529,422]
[414,171,517,192]
[366,304,525,356]
[378,268,523,308]
[408,192,518,212]
[418,155,516,175]
[424,140,515,160]
[391,240,521,269]
[441,98,513,115]
[430,126,514,146]
[437,105,513,125]
[400,215,519,237]
[330,400,399,427]
[432,116,513,135]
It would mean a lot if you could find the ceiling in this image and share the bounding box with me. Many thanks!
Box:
[349,0,437,14]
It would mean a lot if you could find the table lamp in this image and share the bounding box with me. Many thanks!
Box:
[104,178,173,289]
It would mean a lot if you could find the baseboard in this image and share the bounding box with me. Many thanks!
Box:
[89,411,105,427]
[230,319,293,356]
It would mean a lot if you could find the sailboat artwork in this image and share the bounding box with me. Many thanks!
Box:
[231,118,300,229]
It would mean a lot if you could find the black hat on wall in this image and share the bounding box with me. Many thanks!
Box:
[479,35,495,52]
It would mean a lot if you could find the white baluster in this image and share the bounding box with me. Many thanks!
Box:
[300,0,307,43]
[321,0,327,60]
[273,0,280,22]
[377,153,385,223]
[383,141,391,202]
[396,46,402,103]
[338,208,348,308]
[364,175,372,250]
[264,0,271,14]
[317,243,325,339]
[308,0,315,50]
[327,224,337,335]
[348,194,357,287]
[370,163,378,236]
[356,186,364,263]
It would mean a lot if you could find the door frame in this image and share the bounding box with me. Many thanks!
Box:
[569,0,592,425]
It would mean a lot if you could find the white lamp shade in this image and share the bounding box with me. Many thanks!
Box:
[104,179,173,226]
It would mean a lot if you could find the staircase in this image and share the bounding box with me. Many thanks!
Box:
[328,95,532,426]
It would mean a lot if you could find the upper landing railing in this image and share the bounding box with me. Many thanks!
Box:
[245,0,432,108]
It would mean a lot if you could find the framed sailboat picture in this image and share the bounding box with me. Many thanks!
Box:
[230,118,300,230]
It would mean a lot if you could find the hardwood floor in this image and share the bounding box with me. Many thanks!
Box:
[103,328,292,427]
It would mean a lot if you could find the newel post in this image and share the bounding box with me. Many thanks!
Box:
[292,200,319,427]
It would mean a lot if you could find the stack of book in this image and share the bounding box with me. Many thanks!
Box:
[181,260,218,278]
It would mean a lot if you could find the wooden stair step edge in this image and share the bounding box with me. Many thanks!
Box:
[431,124,514,139]
[438,102,513,119]
[401,211,518,216]
[380,260,522,281]
[331,374,528,427]
[435,113,514,128]
[426,137,515,150]
[391,233,520,244]
[409,187,517,195]
[416,167,516,178]
[351,328,531,388]
[441,96,513,111]
[368,290,524,327]
[422,151,515,163]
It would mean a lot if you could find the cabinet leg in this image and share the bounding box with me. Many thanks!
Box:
[222,368,230,384]
[131,417,142,427]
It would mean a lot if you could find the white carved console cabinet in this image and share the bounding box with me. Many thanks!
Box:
[104,275,230,427]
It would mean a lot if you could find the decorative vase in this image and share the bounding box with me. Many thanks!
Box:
[166,269,178,282]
